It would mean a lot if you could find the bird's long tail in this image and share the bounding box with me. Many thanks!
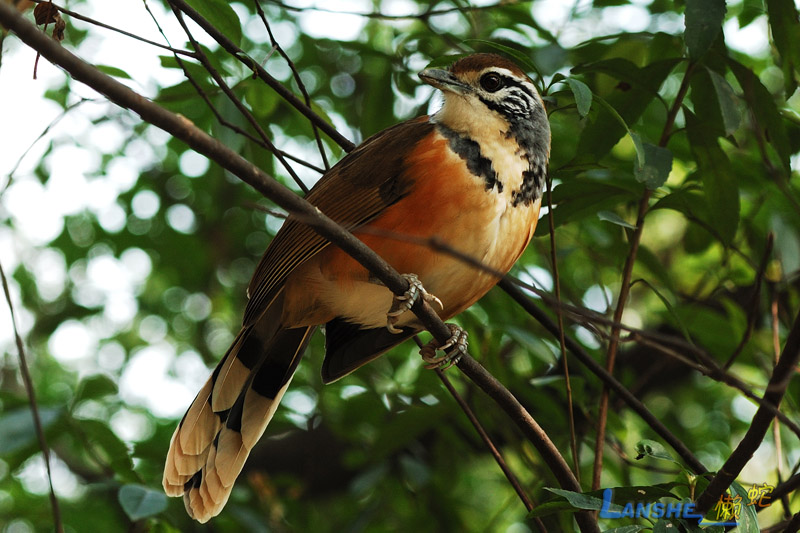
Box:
[163,317,313,522]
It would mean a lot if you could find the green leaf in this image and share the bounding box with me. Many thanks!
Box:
[729,481,760,533]
[766,0,800,94]
[593,95,645,168]
[635,439,682,466]
[118,484,168,521]
[597,210,636,229]
[684,0,726,58]
[96,65,132,79]
[631,133,673,189]
[544,488,610,511]
[603,527,646,533]
[738,0,764,28]
[729,59,792,173]
[691,67,741,138]
[572,59,678,163]
[709,71,741,136]
[565,78,592,116]
[572,58,645,89]
[536,178,638,235]
[631,279,693,342]
[685,110,740,245]
[73,374,118,404]
[0,407,61,454]
[183,0,242,47]
[528,498,582,518]
[79,418,137,480]
[606,484,682,502]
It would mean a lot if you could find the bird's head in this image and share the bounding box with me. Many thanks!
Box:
[419,53,550,164]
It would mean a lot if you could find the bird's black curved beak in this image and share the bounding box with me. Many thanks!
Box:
[419,68,470,95]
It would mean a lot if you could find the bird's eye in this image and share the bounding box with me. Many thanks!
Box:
[480,73,504,92]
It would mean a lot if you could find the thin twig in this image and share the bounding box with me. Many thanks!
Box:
[696,306,800,514]
[625,331,800,439]
[545,173,580,481]
[28,0,195,57]
[254,0,330,170]
[410,336,535,512]
[498,278,708,476]
[724,232,774,369]
[3,97,96,189]
[592,60,696,489]
[591,189,651,489]
[0,259,63,533]
[167,0,355,152]
[141,0,307,171]
[771,292,790,517]
[169,6,308,193]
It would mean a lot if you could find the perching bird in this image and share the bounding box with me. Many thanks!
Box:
[163,53,551,522]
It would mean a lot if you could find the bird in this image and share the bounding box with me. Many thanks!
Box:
[163,52,551,522]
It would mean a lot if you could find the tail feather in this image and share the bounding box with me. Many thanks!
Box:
[163,376,220,496]
[210,330,251,411]
[178,378,218,456]
[166,325,314,523]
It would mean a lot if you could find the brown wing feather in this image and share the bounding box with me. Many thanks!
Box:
[243,117,435,326]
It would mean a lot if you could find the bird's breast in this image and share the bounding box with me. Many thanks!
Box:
[284,128,540,329]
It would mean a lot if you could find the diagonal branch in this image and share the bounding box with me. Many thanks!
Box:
[498,278,708,476]
[254,0,330,170]
[0,6,597,531]
[695,306,800,514]
[169,6,308,193]
[167,0,356,153]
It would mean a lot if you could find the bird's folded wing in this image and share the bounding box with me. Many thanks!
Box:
[243,117,434,326]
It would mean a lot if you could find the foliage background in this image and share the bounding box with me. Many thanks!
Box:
[1,0,799,531]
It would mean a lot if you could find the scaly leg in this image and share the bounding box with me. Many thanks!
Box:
[419,323,468,370]
[386,273,443,334]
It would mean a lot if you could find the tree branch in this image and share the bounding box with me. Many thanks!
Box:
[166,0,356,152]
[498,278,709,476]
[592,60,696,489]
[696,306,800,514]
[0,5,597,531]
[28,0,195,57]
[0,259,63,533]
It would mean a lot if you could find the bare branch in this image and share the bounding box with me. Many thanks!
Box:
[498,278,709,476]
[167,0,356,152]
[0,259,63,533]
[28,0,195,57]
[254,0,330,170]
[169,6,308,193]
[696,306,800,514]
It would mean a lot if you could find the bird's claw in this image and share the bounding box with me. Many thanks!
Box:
[419,324,468,370]
[386,274,443,334]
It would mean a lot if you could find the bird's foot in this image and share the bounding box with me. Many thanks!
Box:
[386,274,443,334]
[419,324,468,370]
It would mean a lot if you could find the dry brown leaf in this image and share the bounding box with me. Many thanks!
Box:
[33,1,58,25]
[52,15,65,42]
